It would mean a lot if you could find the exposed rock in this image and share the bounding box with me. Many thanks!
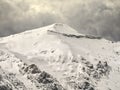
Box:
[27,71,65,90]
[36,71,53,84]
[0,83,12,90]
[19,63,65,90]
[66,75,94,90]
[24,64,41,74]
[5,73,26,90]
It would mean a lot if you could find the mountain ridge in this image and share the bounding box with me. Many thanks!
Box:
[0,23,120,90]
[0,23,103,57]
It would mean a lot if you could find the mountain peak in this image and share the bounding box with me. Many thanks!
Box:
[0,23,120,90]
[48,23,82,35]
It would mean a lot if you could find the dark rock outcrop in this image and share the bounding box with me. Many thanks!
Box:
[19,63,65,90]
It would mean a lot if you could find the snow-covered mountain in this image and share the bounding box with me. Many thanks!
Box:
[0,23,120,90]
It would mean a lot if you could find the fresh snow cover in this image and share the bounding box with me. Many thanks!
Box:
[0,23,120,90]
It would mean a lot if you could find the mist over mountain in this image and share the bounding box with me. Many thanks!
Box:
[0,0,120,41]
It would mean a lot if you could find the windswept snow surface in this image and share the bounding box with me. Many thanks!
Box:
[0,23,120,90]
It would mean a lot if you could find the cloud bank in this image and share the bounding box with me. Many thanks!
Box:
[0,0,120,41]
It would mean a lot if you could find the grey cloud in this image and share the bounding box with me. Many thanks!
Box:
[0,0,120,41]
[65,0,120,41]
[0,0,63,36]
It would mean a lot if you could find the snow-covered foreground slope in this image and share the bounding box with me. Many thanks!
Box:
[0,23,120,90]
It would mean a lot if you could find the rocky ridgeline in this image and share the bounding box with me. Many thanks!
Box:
[0,67,26,90]
[19,63,65,90]
[81,57,111,80]
[0,50,65,90]
[48,30,101,39]
[66,75,94,90]
[0,50,112,90]
[65,57,111,90]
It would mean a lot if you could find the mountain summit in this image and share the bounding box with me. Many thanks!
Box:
[48,23,80,34]
[0,23,120,90]
[0,23,100,56]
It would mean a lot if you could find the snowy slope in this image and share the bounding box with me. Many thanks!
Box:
[0,23,120,90]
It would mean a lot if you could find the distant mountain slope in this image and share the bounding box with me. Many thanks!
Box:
[0,23,120,90]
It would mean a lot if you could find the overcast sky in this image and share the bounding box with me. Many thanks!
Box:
[0,0,120,41]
